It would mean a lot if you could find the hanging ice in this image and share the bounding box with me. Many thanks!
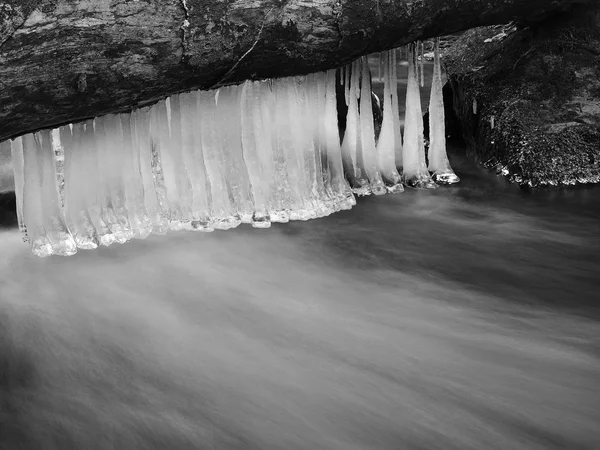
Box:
[9,137,27,241]
[391,48,404,174]
[339,57,389,196]
[17,131,77,256]
[132,108,170,236]
[375,50,404,193]
[323,69,355,208]
[340,61,369,195]
[7,44,458,257]
[61,123,99,249]
[427,38,460,185]
[358,57,387,195]
[402,43,437,189]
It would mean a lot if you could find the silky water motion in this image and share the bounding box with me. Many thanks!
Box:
[7,43,459,257]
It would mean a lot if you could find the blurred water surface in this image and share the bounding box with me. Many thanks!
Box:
[1,148,600,450]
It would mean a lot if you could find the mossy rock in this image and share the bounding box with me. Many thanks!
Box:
[444,4,600,187]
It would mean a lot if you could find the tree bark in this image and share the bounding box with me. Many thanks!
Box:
[0,0,591,141]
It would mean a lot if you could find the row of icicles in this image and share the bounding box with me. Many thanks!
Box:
[8,39,459,257]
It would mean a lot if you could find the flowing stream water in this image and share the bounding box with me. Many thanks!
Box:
[1,61,599,450]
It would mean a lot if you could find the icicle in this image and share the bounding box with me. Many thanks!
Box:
[473,98,478,115]
[21,133,53,256]
[95,115,134,243]
[296,76,326,218]
[344,62,351,101]
[21,130,76,256]
[120,113,153,238]
[272,78,302,220]
[180,92,213,231]
[375,50,403,193]
[420,41,425,88]
[11,56,463,258]
[73,121,115,247]
[165,95,194,228]
[309,72,337,213]
[349,59,371,195]
[258,80,290,222]
[132,107,169,235]
[150,101,176,229]
[428,37,460,185]
[359,57,386,195]
[390,48,404,172]
[219,85,255,223]
[325,69,355,209]
[10,137,27,241]
[340,62,367,195]
[198,90,239,229]
[299,75,330,218]
[146,110,170,232]
[403,43,437,189]
[241,81,270,227]
[287,76,320,219]
[490,115,495,130]
[61,123,99,249]
[51,128,65,207]
[38,130,77,255]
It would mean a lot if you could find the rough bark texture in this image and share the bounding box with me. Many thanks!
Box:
[444,3,600,187]
[0,0,592,142]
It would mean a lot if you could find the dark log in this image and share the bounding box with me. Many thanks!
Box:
[0,0,592,141]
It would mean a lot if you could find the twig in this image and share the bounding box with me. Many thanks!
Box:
[512,46,536,72]
[211,7,275,88]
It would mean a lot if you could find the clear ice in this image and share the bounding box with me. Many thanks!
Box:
[427,38,460,185]
[7,41,456,257]
[402,43,437,189]
[376,50,404,193]
[340,57,392,196]
[9,137,27,241]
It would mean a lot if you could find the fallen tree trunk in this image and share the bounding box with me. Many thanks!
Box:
[443,2,600,187]
[0,0,592,141]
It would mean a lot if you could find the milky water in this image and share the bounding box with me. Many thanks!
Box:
[1,147,600,450]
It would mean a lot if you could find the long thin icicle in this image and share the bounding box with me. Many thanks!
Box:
[375,50,403,193]
[357,57,386,195]
[180,92,213,231]
[390,49,404,172]
[22,133,52,256]
[241,81,271,227]
[62,123,98,249]
[403,43,437,189]
[428,37,460,184]
[340,62,368,195]
[10,137,27,241]
[324,69,354,209]
[5,63,454,257]
[38,130,77,255]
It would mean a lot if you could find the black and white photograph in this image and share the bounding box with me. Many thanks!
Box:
[1,0,599,448]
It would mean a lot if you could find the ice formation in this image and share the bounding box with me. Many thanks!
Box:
[427,38,460,184]
[339,56,404,196]
[340,59,371,195]
[375,50,404,193]
[402,43,437,189]
[7,42,459,257]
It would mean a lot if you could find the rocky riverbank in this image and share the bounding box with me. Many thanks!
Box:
[443,3,600,187]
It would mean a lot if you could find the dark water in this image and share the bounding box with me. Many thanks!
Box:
[1,148,600,450]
